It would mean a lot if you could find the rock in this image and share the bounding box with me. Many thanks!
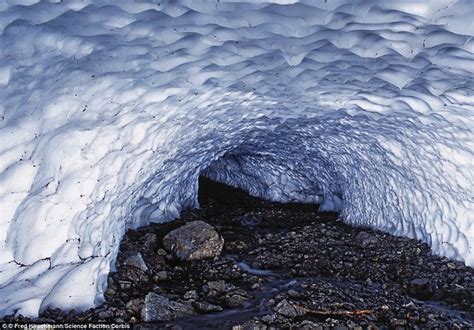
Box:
[356,231,370,240]
[163,221,224,261]
[287,289,301,298]
[192,301,223,313]
[154,270,168,281]
[141,292,196,322]
[240,212,262,227]
[115,309,127,320]
[126,298,143,315]
[409,278,433,299]
[207,280,226,293]
[390,318,408,327]
[251,283,261,290]
[157,248,167,256]
[299,320,320,329]
[98,310,113,319]
[224,294,248,308]
[120,267,149,284]
[261,313,276,323]
[123,252,148,272]
[274,299,307,317]
[402,301,416,309]
[140,233,157,249]
[411,278,429,286]
[118,280,132,290]
[184,290,199,300]
[356,231,378,247]
[105,285,116,298]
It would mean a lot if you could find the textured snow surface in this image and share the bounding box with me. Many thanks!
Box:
[1,0,473,317]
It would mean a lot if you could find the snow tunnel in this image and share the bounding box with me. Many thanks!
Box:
[0,0,473,318]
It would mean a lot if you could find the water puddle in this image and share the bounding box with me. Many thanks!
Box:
[168,277,296,329]
[412,299,472,322]
[236,261,277,276]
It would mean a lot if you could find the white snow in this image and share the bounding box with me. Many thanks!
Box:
[0,0,473,318]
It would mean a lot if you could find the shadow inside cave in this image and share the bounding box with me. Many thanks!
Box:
[198,175,327,213]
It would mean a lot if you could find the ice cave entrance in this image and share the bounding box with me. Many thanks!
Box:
[197,175,324,214]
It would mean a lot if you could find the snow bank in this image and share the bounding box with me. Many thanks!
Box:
[1,0,473,317]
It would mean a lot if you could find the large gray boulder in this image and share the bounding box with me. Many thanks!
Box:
[141,292,196,322]
[162,221,224,261]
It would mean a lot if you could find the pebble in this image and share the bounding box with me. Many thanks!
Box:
[287,289,300,298]
[192,301,223,313]
[183,290,199,300]
[123,252,148,272]
[141,293,196,322]
[155,270,168,281]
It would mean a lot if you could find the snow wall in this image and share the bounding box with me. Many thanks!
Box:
[0,0,473,317]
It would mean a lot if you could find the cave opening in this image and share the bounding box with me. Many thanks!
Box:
[197,174,325,215]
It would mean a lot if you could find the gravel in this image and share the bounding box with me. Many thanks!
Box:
[2,177,473,329]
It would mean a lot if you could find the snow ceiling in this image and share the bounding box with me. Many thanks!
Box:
[0,0,473,317]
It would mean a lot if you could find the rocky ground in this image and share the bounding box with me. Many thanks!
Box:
[2,177,473,329]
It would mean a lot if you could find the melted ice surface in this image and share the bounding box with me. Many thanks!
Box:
[0,0,473,317]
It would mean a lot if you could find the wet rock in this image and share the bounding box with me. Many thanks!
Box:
[123,252,148,272]
[251,283,261,290]
[274,299,307,317]
[192,301,223,313]
[141,292,196,322]
[163,221,224,261]
[287,289,301,298]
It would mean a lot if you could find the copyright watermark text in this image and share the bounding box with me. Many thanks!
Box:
[1,324,130,329]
